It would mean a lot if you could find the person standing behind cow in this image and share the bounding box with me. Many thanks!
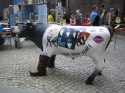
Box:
[48,10,55,24]
[70,14,76,25]
[60,15,66,25]
[75,9,83,26]
[81,14,90,26]
[90,5,100,26]
[0,23,5,45]
[105,8,115,26]
[63,10,71,24]
[99,4,106,25]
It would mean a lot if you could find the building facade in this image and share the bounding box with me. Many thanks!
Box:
[0,0,125,18]
[47,0,125,17]
[0,0,9,17]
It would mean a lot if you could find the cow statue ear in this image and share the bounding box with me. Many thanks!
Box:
[25,20,34,30]
[27,23,34,29]
[29,25,33,29]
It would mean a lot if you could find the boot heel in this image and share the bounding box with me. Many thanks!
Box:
[30,55,49,77]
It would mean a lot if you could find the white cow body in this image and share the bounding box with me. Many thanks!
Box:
[42,24,110,70]
[19,23,111,84]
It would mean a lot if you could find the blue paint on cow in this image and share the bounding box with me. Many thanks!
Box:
[57,27,78,49]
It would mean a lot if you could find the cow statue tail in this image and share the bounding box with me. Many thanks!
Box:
[105,26,114,50]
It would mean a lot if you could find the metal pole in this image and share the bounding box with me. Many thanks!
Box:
[66,0,69,9]
[122,0,125,17]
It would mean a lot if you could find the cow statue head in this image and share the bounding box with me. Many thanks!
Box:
[17,22,48,50]
[18,22,35,39]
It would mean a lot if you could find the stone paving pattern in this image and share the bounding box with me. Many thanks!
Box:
[0,35,125,93]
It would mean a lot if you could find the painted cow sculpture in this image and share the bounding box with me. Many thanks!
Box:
[18,23,112,84]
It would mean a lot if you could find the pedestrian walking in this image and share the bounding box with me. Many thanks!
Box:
[81,15,90,26]
[63,10,71,24]
[75,9,83,26]
[48,10,54,24]
[99,4,106,25]
[90,5,100,26]
[70,14,76,25]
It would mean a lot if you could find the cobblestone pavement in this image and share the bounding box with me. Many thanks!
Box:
[0,35,125,93]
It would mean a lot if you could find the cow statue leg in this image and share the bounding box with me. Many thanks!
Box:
[85,51,106,85]
[48,55,56,68]
[85,68,102,85]
[30,55,50,76]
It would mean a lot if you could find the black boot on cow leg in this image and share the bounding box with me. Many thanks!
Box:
[85,70,102,85]
[30,55,50,76]
[98,71,102,76]
[48,55,56,68]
